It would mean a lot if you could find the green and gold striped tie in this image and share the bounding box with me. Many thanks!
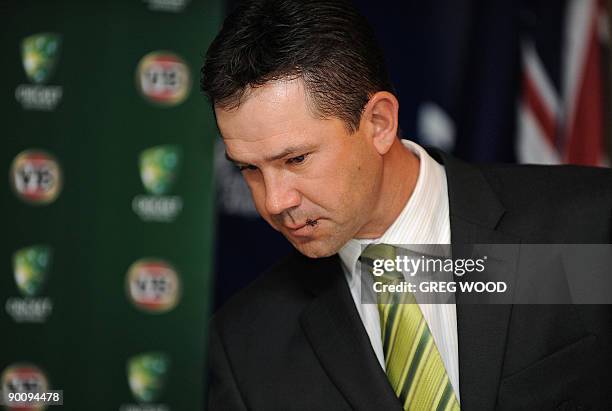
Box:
[360,244,460,411]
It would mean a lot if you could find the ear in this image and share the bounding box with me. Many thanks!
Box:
[361,91,399,155]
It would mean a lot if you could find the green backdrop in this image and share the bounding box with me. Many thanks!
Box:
[1,1,221,409]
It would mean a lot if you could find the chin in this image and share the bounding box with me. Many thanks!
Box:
[290,237,343,259]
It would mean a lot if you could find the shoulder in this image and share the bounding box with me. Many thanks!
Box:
[479,164,611,214]
[478,164,612,241]
[479,164,611,200]
[429,146,611,212]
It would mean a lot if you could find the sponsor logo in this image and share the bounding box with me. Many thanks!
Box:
[21,34,60,84]
[10,150,62,205]
[126,259,181,313]
[120,352,170,411]
[132,145,183,222]
[15,33,63,111]
[143,0,190,13]
[13,246,51,297]
[136,51,191,106]
[1,364,49,411]
[139,145,180,195]
[5,246,53,323]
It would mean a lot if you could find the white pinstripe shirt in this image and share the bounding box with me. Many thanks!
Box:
[338,140,460,401]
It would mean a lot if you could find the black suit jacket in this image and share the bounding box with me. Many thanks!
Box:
[208,150,612,410]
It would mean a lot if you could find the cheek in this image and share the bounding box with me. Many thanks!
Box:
[340,158,379,209]
[316,168,364,213]
[308,153,365,209]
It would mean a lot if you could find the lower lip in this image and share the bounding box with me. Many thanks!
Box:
[289,220,320,237]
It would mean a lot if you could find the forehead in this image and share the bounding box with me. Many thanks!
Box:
[216,79,313,138]
[215,79,336,160]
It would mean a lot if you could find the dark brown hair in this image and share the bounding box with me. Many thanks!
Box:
[200,0,394,132]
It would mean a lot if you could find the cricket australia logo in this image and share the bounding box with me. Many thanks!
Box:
[5,246,53,323]
[132,145,183,222]
[119,352,170,411]
[15,33,63,111]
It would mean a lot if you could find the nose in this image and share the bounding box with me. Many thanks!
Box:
[263,172,301,216]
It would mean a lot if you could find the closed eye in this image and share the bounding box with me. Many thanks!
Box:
[287,153,309,165]
[238,164,258,171]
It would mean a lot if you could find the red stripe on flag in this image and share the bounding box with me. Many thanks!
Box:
[564,1,604,165]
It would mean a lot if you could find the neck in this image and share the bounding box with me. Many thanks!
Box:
[355,139,420,239]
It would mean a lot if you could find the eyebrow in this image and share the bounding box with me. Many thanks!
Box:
[225,144,316,165]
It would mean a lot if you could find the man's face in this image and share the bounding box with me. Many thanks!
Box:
[216,79,383,258]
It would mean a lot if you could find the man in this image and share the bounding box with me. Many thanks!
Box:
[201,0,612,410]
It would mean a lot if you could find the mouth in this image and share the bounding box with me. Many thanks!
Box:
[285,219,320,237]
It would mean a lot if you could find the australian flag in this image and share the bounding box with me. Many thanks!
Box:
[517,0,610,166]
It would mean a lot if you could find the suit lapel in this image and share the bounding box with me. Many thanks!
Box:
[299,256,403,411]
[435,150,517,411]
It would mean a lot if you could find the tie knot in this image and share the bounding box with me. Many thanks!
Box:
[361,243,397,261]
[359,243,402,281]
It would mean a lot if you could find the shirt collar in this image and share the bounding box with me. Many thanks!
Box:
[338,140,450,284]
